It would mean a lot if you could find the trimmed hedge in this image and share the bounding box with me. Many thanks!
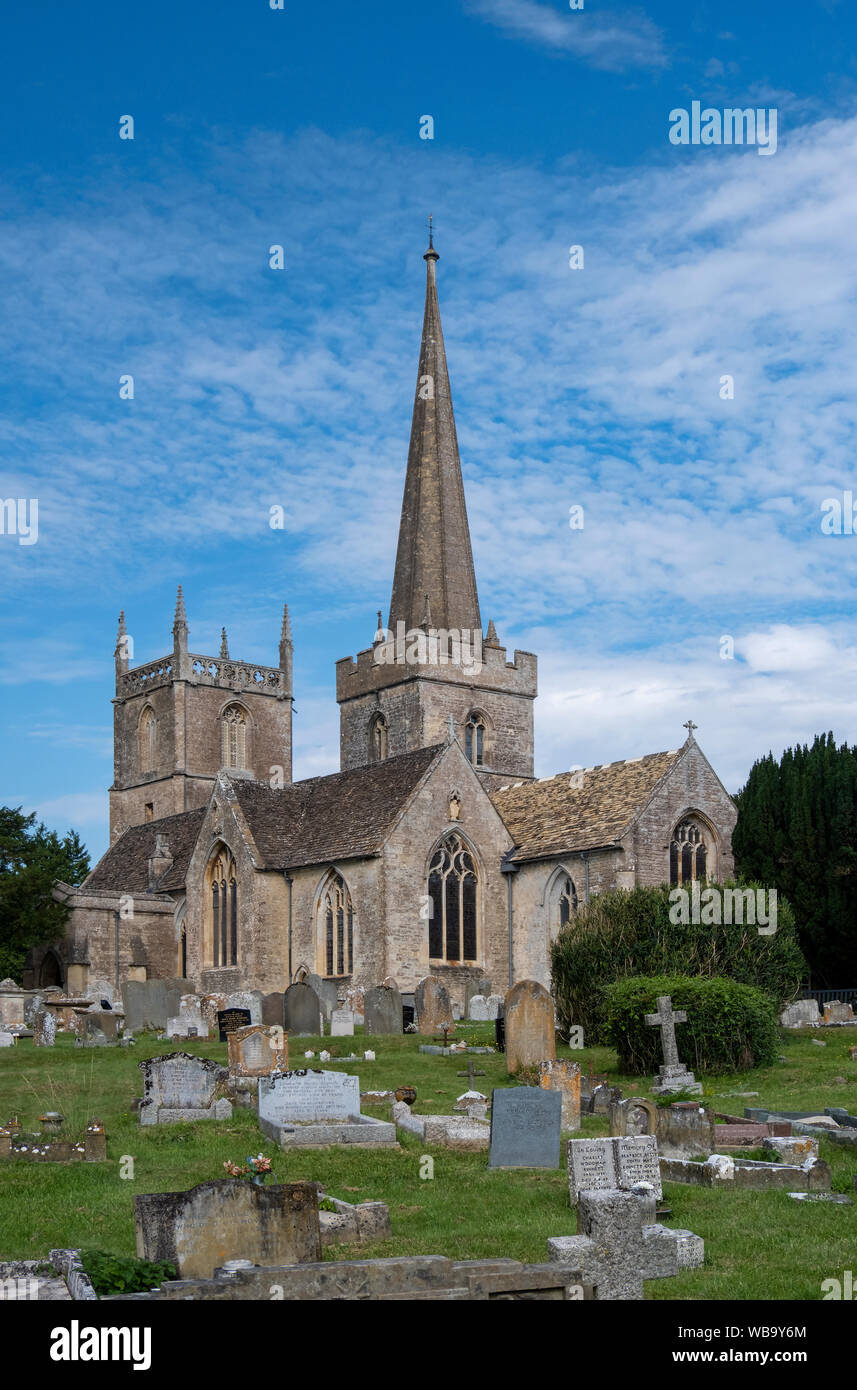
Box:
[603,974,780,1075]
[550,882,805,1044]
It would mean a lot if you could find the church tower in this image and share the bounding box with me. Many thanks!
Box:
[109,589,293,839]
[336,234,537,787]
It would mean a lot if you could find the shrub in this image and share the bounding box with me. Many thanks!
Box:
[78,1249,176,1296]
[550,882,805,1043]
[602,974,780,1074]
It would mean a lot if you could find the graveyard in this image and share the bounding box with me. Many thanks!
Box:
[0,1008,855,1300]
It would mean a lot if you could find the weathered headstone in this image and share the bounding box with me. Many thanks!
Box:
[364,984,402,1035]
[217,1007,252,1042]
[0,1032,16,1048]
[538,1059,581,1130]
[610,1097,657,1138]
[122,979,169,1033]
[138,1053,232,1125]
[549,1187,700,1299]
[415,977,454,1035]
[489,1086,562,1168]
[464,977,492,1011]
[779,999,821,1027]
[261,992,285,1027]
[259,1069,360,1125]
[283,983,322,1036]
[330,1009,354,1037]
[504,979,555,1074]
[468,995,490,1021]
[200,992,228,1033]
[823,1000,855,1024]
[225,990,263,1025]
[645,995,702,1096]
[305,974,339,1026]
[567,1135,662,1205]
[227,1024,288,1077]
[166,994,208,1039]
[32,1008,56,1048]
[134,1179,321,1278]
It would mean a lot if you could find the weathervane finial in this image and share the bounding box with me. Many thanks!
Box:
[428,213,434,249]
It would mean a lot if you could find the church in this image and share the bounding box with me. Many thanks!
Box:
[34,236,737,1007]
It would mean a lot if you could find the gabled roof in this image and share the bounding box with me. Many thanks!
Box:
[83,807,207,895]
[232,744,444,869]
[491,750,682,862]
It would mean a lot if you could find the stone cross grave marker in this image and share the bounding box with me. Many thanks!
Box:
[644,994,702,1096]
[548,1188,699,1300]
[457,1059,486,1089]
[489,1086,562,1168]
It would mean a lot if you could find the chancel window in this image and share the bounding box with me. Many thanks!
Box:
[369,712,388,762]
[465,713,485,767]
[209,847,238,966]
[428,833,478,962]
[669,819,708,887]
[558,876,577,928]
[140,707,157,773]
[221,704,247,770]
[320,873,354,977]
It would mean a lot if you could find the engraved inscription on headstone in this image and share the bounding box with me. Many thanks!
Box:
[567,1135,662,1204]
[217,1007,252,1042]
[258,1069,360,1125]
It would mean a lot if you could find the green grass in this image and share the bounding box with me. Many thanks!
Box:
[0,1023,855,1299]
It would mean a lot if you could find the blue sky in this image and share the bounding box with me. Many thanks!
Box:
[3,0,857,864]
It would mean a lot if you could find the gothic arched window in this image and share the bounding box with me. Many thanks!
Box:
[669,819,710,887]
[558,876,577,928]
[209,846,238,966]
[427,833,478,962]
[369,712,388,762]
[140,706,157,773]
[465,713,485,768]
[221,704,247,770]
[320,873,354,977]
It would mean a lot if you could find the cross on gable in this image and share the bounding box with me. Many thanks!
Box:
[683,719,698,736]
[644,995,687,1070]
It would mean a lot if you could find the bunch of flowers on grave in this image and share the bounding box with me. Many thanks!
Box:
[223,1153,273,1185]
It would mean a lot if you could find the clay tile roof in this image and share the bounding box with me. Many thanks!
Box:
[83,807,207,895]
[233,744,444,869]
[491,750,681,862]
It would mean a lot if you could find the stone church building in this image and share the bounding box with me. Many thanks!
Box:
[34,237,736,1006]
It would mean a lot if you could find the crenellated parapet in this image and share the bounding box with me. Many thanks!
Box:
[336,639,537,703]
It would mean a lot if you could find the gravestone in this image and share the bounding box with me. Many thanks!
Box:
[81,1009,121,1043]
[306,974,340,1026]
[122,979,169,1033]
[283,983,322,1036]
[823,1000,855,1024]
[0,1032,16,1048]
[645,995,702,1096]
[610,1097,657,1138]
[538,1059,581,1130]
[567,1135,662,1205]
[780,999,821,1027]
[32,1008,56,1047]
[217,1007,252,1042]
[166,994,208,1039]
[415,977,454,1035]
[504,979,555,1073]
[261,992,285,1027]
[364,984,402,1035]
[259,1069,360,1125]
[200,992,228,1033]
[134,1179,321,1279]
[549,1188,700,1300]
[489,1087,562,1168]
[345,985,365,1020]
[227,1024,288,1077]
[138,1053,232,1125]
[330,1009,354,1037]
[468,995,490,1021]
[225,990,263,1025]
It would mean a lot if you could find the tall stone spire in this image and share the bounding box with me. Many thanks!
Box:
[388,235,481,636]
[114,610,129,688]
[279,603,293,675]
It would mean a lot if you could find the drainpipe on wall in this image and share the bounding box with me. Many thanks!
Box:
[500,854,518,988]
[113,910,120,994]
[582,852,591,905]
[284,872,293,983]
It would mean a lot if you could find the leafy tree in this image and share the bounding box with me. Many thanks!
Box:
[0,807,89,980]
[733,732,857,985]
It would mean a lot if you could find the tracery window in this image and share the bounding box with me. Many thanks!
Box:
[558,875,577,928]
[427,833,478,962]
[669,819,708,887]
[320,873,354,977]
[221,704,247,770]
[465,713,485,767]
[209,846,238,966]
[369,712,388,762]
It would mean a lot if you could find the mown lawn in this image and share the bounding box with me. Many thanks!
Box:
[0,1022,855,1299]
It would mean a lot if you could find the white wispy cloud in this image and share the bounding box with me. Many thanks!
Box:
[462,0,668,71]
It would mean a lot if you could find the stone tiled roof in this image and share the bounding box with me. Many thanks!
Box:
[234,744,443,869]
[83,808,207,895]
[491,750,682,862]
